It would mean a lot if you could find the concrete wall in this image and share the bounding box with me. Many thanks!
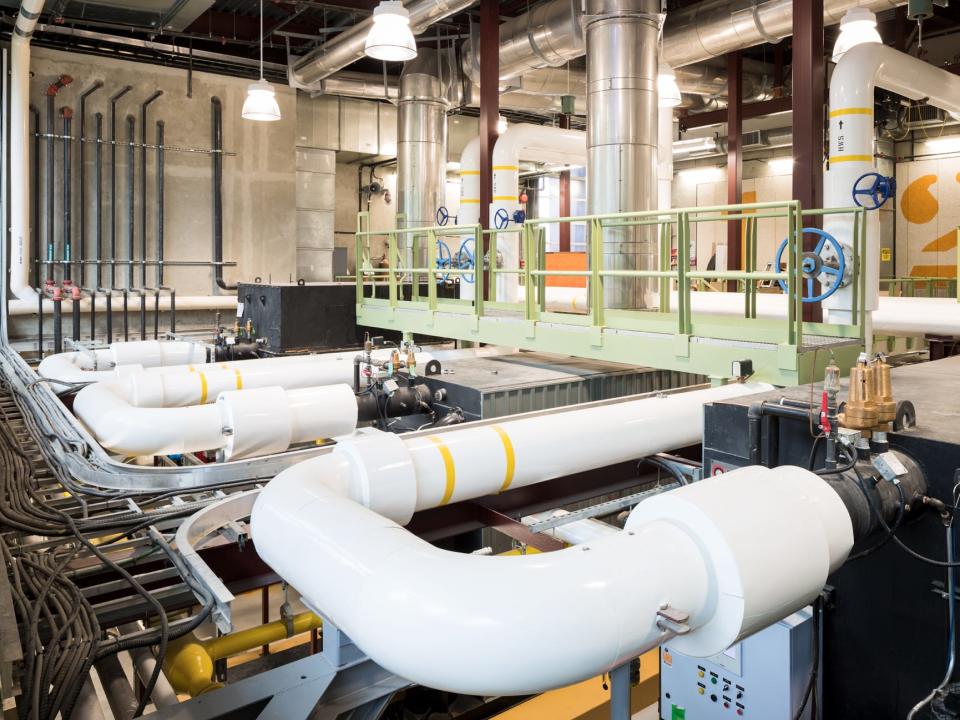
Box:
[27,47,297,297]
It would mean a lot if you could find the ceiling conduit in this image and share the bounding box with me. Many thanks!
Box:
[289,0,475,88]
[251,383,854,695]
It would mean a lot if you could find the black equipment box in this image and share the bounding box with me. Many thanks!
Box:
[237,282,363,353]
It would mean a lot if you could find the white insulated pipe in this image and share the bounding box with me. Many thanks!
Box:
[253,447,852,695]
[38,340,209,385]
[491,124,587,304]
[9,0,45,303]
[73,381,357,457]
[824,44,960,325]
[8,295,237,317]
[457,137,481,303]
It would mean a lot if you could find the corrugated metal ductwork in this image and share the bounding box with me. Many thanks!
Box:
[586,0,659,310]
[468,0,905,82]
[290,0,475,89]
[397,50,455,267]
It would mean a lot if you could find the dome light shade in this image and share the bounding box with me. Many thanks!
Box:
[658,61,682,108]
[832,8,882,63]
[365,1,417,62]
[242,79,282,122]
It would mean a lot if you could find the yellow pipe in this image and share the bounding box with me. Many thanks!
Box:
[163,611,322,697]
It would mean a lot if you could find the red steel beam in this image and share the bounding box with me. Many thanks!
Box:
[726,51,743,292]
[479,0,499,302]
[678,96,791,132]
[792,0,825,322]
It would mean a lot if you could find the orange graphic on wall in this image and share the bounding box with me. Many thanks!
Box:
[900,172,959,278]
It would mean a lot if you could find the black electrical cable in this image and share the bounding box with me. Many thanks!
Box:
[640,456,689,486]
[793,596,822,720]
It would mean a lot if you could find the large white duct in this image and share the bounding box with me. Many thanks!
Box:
[492,124,587,304]
[823,44,960,327]
[253,415,852,695]
[9,0,45,302]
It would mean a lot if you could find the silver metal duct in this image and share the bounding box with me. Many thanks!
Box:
[398,50,452,268]
[664,0,901,68]
[586,0,659,310]
[319,72,398,100]
[475,0,905,80]
[290,0,475,89]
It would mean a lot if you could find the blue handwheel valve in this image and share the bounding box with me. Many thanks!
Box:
[851,172,895,210]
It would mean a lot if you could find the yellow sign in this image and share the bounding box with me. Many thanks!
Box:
[881,248,892,262]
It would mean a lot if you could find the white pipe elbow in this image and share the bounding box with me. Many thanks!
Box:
[251,461,853,696]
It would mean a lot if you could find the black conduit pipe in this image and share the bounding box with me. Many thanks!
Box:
[210,97,235,291]
[30,106,40,289]
[89,290,96,342]
[122,288,129,342]
[45,93,55,280]
[52,292,62,354]
[139,91,163,287]
[45,75,73,284]
[37,291,44,359]
[105,291,113,344]
[61,107,73,283]
[94,113,104,290]
[109,86,132,288]
[126,115,135,289]
[71,290,81,343]
[169,290,176,334]
[78,81,103,288]
[747,400,817,466]
[156,120,165,287]
[139,290,146,341]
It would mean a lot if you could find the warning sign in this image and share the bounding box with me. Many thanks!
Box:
[881,247,892,262]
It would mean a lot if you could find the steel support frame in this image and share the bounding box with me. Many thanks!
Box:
[726,52,743,292]
[792,0,826,322]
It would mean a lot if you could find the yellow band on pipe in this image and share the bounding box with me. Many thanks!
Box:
[233,368,243,390]
[461,170,481,176]
[198,372,209,404]
[492,165,519,171]
[492,425,516,492]
[829,155,874,164]
[428,436,456,505]
[493,196,517,202]
[460,198,481,204]
[829,107,872,118]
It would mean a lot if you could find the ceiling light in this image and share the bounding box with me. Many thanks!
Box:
[832,8,882,63]
[767,157,795,174]
[497,116,508,135]
[364,1,417,62]
[924,136,960,153]
[658,61,682,109]
[242,0,281,122]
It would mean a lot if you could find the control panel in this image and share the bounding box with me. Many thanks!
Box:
[660,608,813,719]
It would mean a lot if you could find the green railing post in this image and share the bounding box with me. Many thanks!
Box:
[677,212,691,336]
[537,226,547,314]
[786,202,798,346]
[590,218,604,328]
[523,224,536,321]
[659,221,671,314]
[473,224,484,320]
[427,229,438,312]
[388,232,399,308]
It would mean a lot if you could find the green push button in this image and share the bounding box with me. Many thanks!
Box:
[711,676,718,684]
[671,704,686,720]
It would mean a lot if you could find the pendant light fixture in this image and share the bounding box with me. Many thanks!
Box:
[364,1,418,62]
[242,0,282,122]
